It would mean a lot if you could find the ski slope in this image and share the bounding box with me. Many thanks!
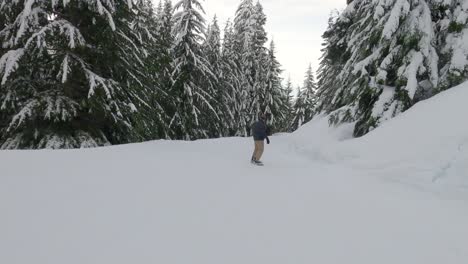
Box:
[1,82,468,264]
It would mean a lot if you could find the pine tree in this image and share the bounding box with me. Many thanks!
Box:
[1,0,294,146]
[232,0,256,136]
[262,40,289,133]
[220,19,243,136]
[292,64,317,131]
[0,0,163,149]
[234,0,255,53]
[251,1,269,121]
[130,0,171,139]
[148,0,174,139]
[156,0,173,86]
[282,76,295,132]
[315,0,468,137]
[203,15,225,137]
[155,0,163,18]
[315,10,348,117]
[204,16,221,69]
[171,0,218,139]
[435,0,468,90]
[0,3,19,142]
[253,1,268,48]
[233,0,270,135]
[291,88,305,131]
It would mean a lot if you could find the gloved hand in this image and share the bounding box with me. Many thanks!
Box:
[266,137,270,144]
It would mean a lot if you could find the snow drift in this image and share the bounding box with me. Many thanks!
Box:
[291,80,468,197]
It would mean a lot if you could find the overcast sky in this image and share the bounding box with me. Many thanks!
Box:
[168,0,347,87]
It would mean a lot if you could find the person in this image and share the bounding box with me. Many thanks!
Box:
[251,112,271,166]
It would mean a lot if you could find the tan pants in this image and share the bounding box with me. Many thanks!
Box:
[252,140,265,161]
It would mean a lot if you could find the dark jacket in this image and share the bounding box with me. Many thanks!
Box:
[252,120,269,141]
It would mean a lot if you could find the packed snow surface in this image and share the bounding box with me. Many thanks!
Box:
[1,82,468,264]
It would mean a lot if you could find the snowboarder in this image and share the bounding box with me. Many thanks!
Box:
[251,112,271,166]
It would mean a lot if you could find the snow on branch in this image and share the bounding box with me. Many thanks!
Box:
[59,54,70,83]
[382,0,410,40]
[353,47,382,76]
[0,49,25,85]
[14,0,38,44]
[403,50,423,98]
[7,99,38,132]
[43,94,79,122]
[24,19,85,51]
[85,69,115,100]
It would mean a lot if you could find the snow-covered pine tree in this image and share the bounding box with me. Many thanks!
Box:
[262,40,289,133]
[435,0,468,90]
[204,17,221,69]
[234,0,254,53]
[0,0,163,149]
[233,0,271,135]
[155,0,173,87]
[291,88,305,131]
[129,0,171,139]
[220,19,243,136]
[233,0,256,136]
[171,0,218,139]
[0,3,18,142]
[252,1,268,50]
[155,0,164,18]
[148,0,174,140]
[315,0,468,137]
[203,15,226,137]
[282,75,295,132]
[315,10,348,117]
[251,0,269,121]
[291,64,317,131]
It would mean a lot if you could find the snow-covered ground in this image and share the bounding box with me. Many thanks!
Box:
[1,82,468,264]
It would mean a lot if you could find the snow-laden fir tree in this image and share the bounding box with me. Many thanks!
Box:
[233,0,256,136]
[291,64,317,131]
[434,0,468,90]
[315,0,468,137]
[262,40,290,133]
[251,1,270,119]
[233,0,272,135]
[203,15,226,137]
[281,76,295,132]
[129,0,171,139]
[154,0,173,92]
[0,0,164,149]
[0,0,294,146]
[233,0,255,53]
[171,0,218,139]
[220,19,243,136]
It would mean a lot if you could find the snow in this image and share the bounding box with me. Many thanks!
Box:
[0,49,25,85]
[404,50,424,98]
[371,85,394,119]
[352,47,382,76]
[1,82,468,263]
[15,0,36,43]
[85,69,113,99]
[381,0,410,40]
[60,54,70,83]
[446,28,468,71]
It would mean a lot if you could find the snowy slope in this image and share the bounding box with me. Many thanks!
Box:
[1,82,468,264]
[292,80,468,197]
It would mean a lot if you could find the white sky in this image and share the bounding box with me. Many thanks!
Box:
[167,0,347,87]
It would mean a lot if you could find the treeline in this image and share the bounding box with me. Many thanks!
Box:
[0,0,316,149]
